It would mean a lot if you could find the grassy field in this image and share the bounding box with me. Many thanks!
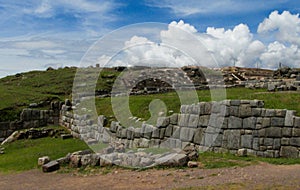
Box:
[95,88,300,123]
[0,131,89,173]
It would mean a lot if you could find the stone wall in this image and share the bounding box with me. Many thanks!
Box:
[60,100,300,158]
[0,102,61,140]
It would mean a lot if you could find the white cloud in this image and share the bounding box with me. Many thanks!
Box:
[258,10,300,45]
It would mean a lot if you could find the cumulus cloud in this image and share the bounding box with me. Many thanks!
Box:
[258,10,300,45]
[101,16,300,70]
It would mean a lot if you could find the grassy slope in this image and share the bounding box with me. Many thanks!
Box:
[0,67,120,121]
[0,67,299,122]
[96,88,300,122]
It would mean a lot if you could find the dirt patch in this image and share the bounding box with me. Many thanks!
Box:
[1,162,300,190]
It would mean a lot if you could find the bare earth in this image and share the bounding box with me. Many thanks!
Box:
[1,162,300,190]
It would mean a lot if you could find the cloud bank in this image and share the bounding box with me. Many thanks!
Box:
[102,11,300,70]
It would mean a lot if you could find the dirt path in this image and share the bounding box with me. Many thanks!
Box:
[1,163,300,190]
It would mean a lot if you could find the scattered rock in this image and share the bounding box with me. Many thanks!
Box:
[187,161,199,168]
[38,156,50,166]
[61,134,73,140]
[42,161,60,172]
[237,148,247,157]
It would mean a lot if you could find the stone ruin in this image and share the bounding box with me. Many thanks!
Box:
[60,99,300,159]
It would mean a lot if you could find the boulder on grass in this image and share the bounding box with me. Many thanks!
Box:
[42,161,60,172]
[38,156,50,166]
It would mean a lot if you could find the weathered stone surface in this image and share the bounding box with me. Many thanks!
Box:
[229,106,239,116]
[172,126,181,139]
[205,133,222,147]
[243,117,256,129]
[69,154,82,168]
[252,108,262,117]
[38,156,50,166]
[285,110,295,126]
[280,146,299,158]
[241,135,253,149]
[180,127,196,142]
[295,117,300,128]
[293,128,300,137]
[271,117,284,127]
[156,117,170,128]
[230,100,241,106]
[290,138,300,147]
[223,130,241,149]
[169,114,178,125]
[187,161,198,168]
[42,161,60,172]
[264,138,274,146]
[178,114,190,127]
[237,148,247,156]
[282,127,292,137]
[165,125,173,137]
[188,114,199,128]
[265,109,276,117]
[239,105,252,118]
[193,128,204,145]
[265,127,282,138]
[228,116,242,129]
[198,115,209,127]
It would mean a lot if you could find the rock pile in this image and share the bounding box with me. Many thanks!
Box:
[40,144,199,172]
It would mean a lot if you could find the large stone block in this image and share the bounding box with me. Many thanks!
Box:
[193,128,204,145]
[223,130,241,149]
[169,114,178,125]
[275,109,286,117]
[204,133,222,147]
[198,115,209,127]
[172,126,181,139]
[243,117,256,129]
[290,137,300,147]
[188,114,199,128]
[229,106,239,116]
[252,108,262,117]
[228,116,242,129]
[230,100,241,106]
[265,127,281,138]
[178,114,190,127]
[179,127,196,142]
[265,109,276,117]
[280,146,299,158]
[239,105,252,118]
[271,117,284,127]
[292,128,300,137]
[190,104,201,115]
[156,117,170,128]
[285,110,296,126]
[241,135,253,149]
[294,117,300,128]
[282,127,292,137]
[165,125,173,137]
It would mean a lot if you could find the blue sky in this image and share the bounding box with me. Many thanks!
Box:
[0,0,300,77]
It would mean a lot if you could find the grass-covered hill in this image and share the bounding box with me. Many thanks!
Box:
[0,67,121,121]
[0,66,299,122]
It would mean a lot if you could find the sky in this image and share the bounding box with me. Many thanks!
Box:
[0,0,300,78]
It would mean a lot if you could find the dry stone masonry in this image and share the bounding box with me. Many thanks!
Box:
[0,101,61,141]
[60,99,300,158]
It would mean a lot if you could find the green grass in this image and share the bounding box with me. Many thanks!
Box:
[199,151,300,169]
[0,67,121,121]
[0,136,90,173]
[94,88,300,123]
